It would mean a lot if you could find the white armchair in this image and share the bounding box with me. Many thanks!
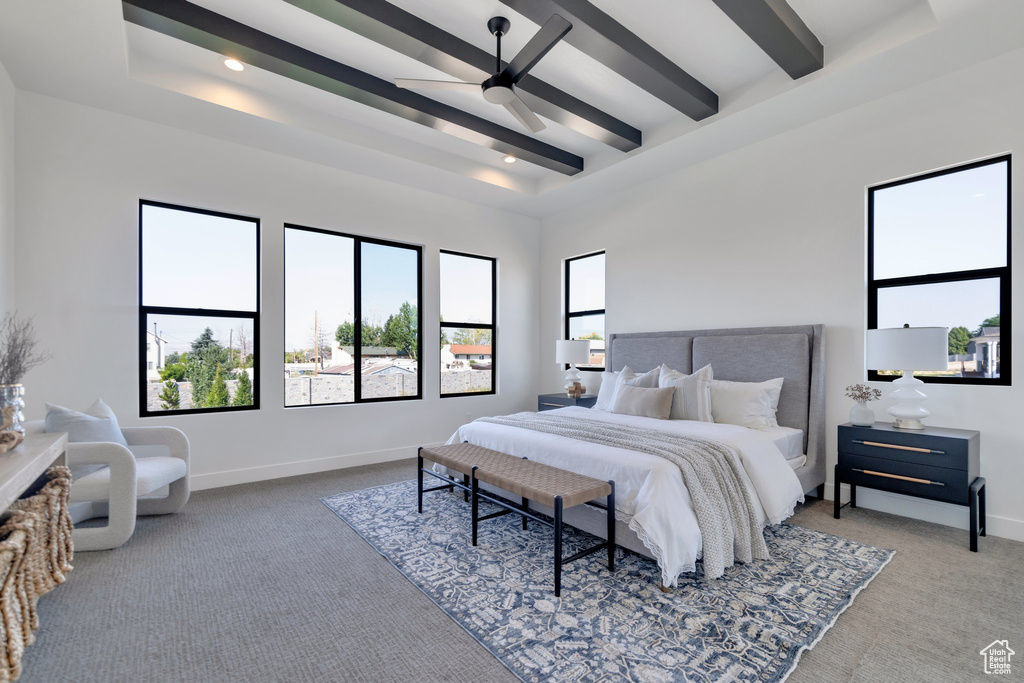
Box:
[24,422,190,551]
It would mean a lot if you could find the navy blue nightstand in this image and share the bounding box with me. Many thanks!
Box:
[537,393,597,411]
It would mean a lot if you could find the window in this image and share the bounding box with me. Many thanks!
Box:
[284,225,422,406]
[564,251,606,370]
[868,156,1010,384]
[440,250,496,397]
[140,201,259,415]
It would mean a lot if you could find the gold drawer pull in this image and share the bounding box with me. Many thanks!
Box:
[540,402,566,407]
[852,468,945,486]
[853,439,944,455]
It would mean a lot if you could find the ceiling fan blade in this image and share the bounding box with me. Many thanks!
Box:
[502,14,571,84]
[394,78,480,92]
[503,93,546,133]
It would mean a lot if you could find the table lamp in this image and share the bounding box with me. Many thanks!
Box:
[866,325,948,429]
[556,339,591,398]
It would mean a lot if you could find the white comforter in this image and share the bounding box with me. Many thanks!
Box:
[446,406,805,585]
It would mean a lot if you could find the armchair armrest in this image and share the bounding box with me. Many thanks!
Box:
[121,426,189,467]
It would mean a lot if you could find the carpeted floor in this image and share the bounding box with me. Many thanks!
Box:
[20,459,1024,682]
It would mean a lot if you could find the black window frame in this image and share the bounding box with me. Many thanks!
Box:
[139,199,261,417]
[564,250,606,371]
[283,224,423,407]
[867,155,1011,386]
[439,249,497,398]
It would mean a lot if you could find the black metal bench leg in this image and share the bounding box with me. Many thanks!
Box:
[850,482,857,509]
[521,497,529,530]
[607,481,615,572]
[554,495,563,598]
[417,448,423,514]
[463,473,469,503]
[471,467,479,547]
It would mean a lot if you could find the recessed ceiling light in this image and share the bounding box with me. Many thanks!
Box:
[502,154,516,164]
[223,58,245,72]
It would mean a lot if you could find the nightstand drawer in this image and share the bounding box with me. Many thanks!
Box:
[537,394,597,411]
[838,426,968,471]
[838,453,968,505]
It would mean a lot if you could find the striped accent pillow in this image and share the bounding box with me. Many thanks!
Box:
[658,364,714,422]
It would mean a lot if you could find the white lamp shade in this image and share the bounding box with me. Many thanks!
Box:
[866,327,948,371]
[555,339,591,365]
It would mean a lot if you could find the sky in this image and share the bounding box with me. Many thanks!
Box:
[147,314,253,358]
[873,160,1006,334]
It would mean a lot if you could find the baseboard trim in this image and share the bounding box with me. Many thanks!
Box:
[190,443,443,491]
[825,481,1024,543]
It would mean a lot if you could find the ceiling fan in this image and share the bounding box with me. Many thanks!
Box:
[394,14,572,134]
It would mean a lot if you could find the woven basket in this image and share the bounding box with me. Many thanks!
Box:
[0,466,76,681]
[0,528,28,682]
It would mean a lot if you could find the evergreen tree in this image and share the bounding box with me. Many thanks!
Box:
[233,370,253,406]
[206,364,230,407]
[335,320,355,346]
[948,326,971,355]
[158,380,180,410]
[361,318,384,347]
[382,301,419,360]
[186,355,214,408]
[440,316,450,347]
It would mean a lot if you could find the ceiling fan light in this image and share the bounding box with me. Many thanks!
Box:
[502,154,517,164]
[223,58,245,72]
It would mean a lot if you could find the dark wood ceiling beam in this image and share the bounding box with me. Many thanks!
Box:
[122,0,584,175]
[498,0,718,120]
[283,0,640,152]
[711,0,823,79]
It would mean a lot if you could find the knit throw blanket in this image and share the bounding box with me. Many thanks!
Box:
[477,413,769,579]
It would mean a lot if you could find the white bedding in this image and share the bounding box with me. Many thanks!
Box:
[447,406,805,585]
[760,425,805,460]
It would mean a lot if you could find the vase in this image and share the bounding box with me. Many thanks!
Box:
[850,400,875,427]
[0,384,26,434]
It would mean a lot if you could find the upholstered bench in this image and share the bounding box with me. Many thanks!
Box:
[418,443,615,596]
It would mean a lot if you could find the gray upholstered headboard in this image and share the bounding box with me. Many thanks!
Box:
[606,325,826,494]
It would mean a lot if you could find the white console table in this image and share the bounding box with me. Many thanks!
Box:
[0,432,68,510]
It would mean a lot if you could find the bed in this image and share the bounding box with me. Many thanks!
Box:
[447,325,826,586]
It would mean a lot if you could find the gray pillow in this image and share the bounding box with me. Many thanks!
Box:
[45,399,128,446]
[610,385,674,420]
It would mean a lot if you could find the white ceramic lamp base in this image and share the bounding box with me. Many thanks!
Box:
[564,365,581,395]
[887,370,930,429]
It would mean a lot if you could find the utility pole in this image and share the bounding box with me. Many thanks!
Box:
[229,329,234,367]
[314,311,319,376]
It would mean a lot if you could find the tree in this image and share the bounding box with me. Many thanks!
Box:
[206,364,230,407]
[234,324,252,368]
[452,328,490,346]
[579,331,604,341]
[380,302,418,359]
[361,318,383,347]
[440,317,450,347]
[233,370,253,406]
[160,363,186,382]
[165,352,181,366]
[335,320,355,346]
[158,380,180,410]
[948,326,971,355]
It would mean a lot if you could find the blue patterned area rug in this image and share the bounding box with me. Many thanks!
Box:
[322,481,893,683]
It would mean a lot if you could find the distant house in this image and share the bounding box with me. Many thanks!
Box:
[450,344,491,362]
[146,325,167,382]
[967,326,1000,378]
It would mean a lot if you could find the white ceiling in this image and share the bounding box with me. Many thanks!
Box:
[0,0,1021,217]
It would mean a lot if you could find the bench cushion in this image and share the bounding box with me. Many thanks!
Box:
[422,443,610,509]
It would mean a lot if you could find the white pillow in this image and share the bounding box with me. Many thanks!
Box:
[710,378,784,430]
[659,364,714,422]
[611,385,674,420]
[45,399,128,446]
[593,365,659,412]
[592,371,619,411]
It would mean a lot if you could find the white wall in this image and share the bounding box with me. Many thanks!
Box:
[0,60,14,312]
[540,47,1024,541]
[14,91,540,489]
